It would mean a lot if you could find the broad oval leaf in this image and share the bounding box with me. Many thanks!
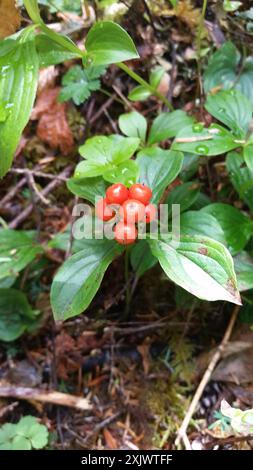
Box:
[204,41,253,105]
[36,34,80,67]
[205,90,252,137]
[67,176,108,204]
[200,203,253,255]
[103,159,139,187]
[148,235,241,304]
[234,251,253,292]
[165,181,200,217]
[0,230,43,280]
[172,123,239,156]
[180,211,226,245]
[226,151,253,212]
[85,21,139,66]
[0,288,39,342]
[51,239,123,320]
[136,148,183,203]
[119,111,147,143]
[128,85,151,102]
[0,40,39,177]
[76,135,140,178]
[148,110,194,145]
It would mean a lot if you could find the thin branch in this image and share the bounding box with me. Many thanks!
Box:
[175,305,240,449]
[0,384,91,410]
[9,166,72,229]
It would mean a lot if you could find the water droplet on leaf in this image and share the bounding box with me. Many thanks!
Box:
[192,123,204,133]
[195,145,209,155]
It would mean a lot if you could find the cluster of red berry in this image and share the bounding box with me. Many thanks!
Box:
[95,183,157,245]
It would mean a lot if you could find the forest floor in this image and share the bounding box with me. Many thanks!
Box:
[1,0,253,450]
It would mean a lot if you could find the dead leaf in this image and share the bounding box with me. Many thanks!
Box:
[37,66,59,95]
[212,347,253,384]
[0,0,20,39]
[32,87,74,155]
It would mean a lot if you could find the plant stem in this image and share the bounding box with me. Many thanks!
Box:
[117,62,174,111]
[196,0,208,99]
[124,247,130,316]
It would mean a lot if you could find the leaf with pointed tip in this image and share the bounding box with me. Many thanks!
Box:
[148,110,194,145]
[0,40,39,177]
[136,148,183,203]
[85,21,139,66]
[149,235,241,304]
[205,90,252,137]
[51,239,123,320]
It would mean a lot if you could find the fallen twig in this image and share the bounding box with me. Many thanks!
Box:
[0,385,91,410]
[175,305,240,449]
[9,165,72,229]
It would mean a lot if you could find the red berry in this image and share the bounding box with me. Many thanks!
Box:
[114,221,137,245]
[119,199,146,224]
[106,183,129,205]
[145,203,157,223]
[95,198,115,221]
[129,183,152,205]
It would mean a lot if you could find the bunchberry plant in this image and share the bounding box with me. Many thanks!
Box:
[2,0,253,327]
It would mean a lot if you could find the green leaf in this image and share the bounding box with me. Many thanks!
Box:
[205,90,252,137]
[0,288,39,341]
[0,230,43,280]
[148,235,241,304]
[35,34,80,67]
[48,227,89,253]
[165,181,200,217]
[200,203,253,255]
[119,111,147,143]
[180,211,226,244]
[0,38,17,57]
[234,251,253,291]
[16,416,48,450]
[128,85,151,102]
[243,143,253,172]
[67,176,108,204]
[223,0,242,12]
[0,415,48,450]
[149,66,165,89]
[51,239,123,320]
[103,160,139,186]
[0,40,39,177]
[148,111,194,145]
[172,123,240,156]
[204,41,253,104]
[85,21,139,66]
[136,148,183,203]
[130,240,157,277]
[59,65,105,105]
[226,151,253,212]
[76,135,140,178]
[24,0,81,56]
[180,154,199,181]
[12,436,31,451]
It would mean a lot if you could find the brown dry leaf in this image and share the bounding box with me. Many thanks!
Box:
[32,87,74,155]
[0,0,20,39]
[37,66,59,95]
[212,346,253,384]
[103,428,118,450]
